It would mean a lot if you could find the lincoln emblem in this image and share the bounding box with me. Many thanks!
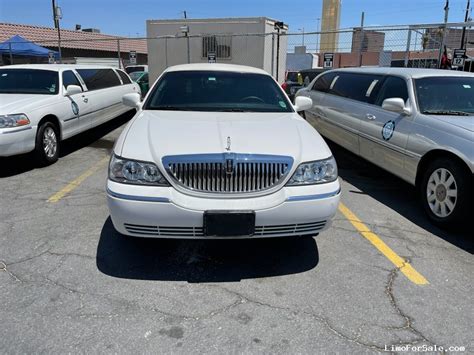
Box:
[226,136,231,151]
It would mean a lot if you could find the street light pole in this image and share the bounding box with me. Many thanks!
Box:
[460,0,471,49]
[51,0,62,63]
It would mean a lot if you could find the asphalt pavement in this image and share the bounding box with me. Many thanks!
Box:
[1,112,472,354]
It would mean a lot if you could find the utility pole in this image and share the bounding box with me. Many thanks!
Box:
[358,11,365,67]
[316,18,321,53]
[460,0,470,49]
[51,0,62,63]
[438,0,449,68]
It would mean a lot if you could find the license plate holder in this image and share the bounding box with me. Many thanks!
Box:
[204,211,255,237]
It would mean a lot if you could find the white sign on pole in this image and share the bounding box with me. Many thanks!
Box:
[129,50,137,65]
[48,51,55,64]
[207,51,216,63]
[452,49,466,68]
[323,53,334,68]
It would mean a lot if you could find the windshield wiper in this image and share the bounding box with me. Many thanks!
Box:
[149,106,195,111]
[216,108,248,112]
[422,110,472,116]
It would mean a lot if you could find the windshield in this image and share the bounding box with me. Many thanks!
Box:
[415,76,474,115]
[129,71,144,82]
[144,70,293,113]
[286,71,298,82]
[0,69,59,95]
[125,66,145,74]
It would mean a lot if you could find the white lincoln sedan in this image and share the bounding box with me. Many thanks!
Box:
[107,64,340,238]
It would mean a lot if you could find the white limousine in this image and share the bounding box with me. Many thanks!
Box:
[107,64,341,239]
[0,64,140,164]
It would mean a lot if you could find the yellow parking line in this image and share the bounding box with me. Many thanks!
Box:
[338,202,429,285]
[47,156,109,203]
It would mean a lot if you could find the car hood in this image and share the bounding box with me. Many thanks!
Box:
[428,114,474,132]
[0,94,55,115]
[119,111,331,167]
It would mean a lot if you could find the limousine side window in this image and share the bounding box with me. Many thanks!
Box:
[329,73,384,104]
[116,70,132,84]
[311,72,338,93]
[62,70,82,91]
[76,69,121,91]
[375,76,409,106]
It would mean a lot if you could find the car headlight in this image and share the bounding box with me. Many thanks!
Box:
[286,157,338,185]
[109,155,169,186]
[0,114,30,128]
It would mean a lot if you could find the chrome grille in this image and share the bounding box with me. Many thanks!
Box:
[163,153,293,194]
[254,221,326,236]
[124,223,204,237]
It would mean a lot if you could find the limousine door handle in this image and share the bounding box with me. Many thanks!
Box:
[366,114,376,120]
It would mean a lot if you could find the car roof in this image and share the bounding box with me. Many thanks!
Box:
[164,63,270,75]
[1,64,122,71]
[331,67,474,79]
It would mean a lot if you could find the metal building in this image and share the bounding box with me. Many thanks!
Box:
[146,17,288,83]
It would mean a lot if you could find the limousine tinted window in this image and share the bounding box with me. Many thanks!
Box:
[116,70,132,84]
[375,76,409,106]
[330,73,383,103]
[312,72,337,92]
[76,69,121,91]
[62,70,82,90]
[0,69,58,95]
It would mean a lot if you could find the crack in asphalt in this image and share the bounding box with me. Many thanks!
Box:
[383,262,439,351]
[0,261,22,282]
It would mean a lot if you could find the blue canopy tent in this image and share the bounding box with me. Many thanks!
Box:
[0,35,58,63]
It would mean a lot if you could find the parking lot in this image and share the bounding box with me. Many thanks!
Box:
[0,112,472,353]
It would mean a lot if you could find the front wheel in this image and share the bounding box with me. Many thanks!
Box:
[420,158,471,228]
[35,121,59,165]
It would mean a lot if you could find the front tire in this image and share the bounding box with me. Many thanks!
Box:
[420,158,471,228]
[35,121,59,165]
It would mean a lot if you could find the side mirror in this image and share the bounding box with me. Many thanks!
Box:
[65,85,82,96]
[122,93,141,108]
[294,96,313,112]
[382,98,411,115]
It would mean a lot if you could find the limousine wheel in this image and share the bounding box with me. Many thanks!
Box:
[35,122,59,165]
[420,158,470,228]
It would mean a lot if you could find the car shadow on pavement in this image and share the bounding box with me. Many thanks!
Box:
[0,110,135,178]
[328,141,473,254]
[96,217,320,282]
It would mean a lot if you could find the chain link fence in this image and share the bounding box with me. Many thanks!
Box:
[1,21,473,78]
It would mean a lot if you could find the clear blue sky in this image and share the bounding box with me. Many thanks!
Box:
[0,0,471,37]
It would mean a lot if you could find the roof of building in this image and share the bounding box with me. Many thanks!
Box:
[164,63,270,75]
[0,23,147,54]
[334,67,474,78]
[2,64,125,71]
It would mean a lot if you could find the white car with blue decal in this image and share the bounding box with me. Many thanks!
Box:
[0,64,139,164]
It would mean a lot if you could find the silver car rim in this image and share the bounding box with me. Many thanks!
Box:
[43,127,57,158]
[426,168,457,218]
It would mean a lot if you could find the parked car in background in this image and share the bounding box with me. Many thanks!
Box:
[129,71,149,96]
[281,70,302,102]
[283,68,328,102]
[125,65,148,74]
[296,67,474,227]
[0,64,139,164]
[107,63,340,239]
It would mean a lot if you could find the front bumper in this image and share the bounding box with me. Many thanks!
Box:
[107,180,341,239]
[0,126,36,157]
